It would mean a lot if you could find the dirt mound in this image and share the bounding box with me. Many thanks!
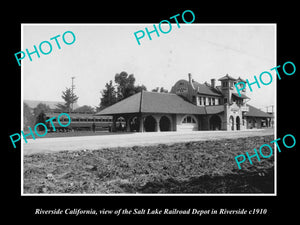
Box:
[128,167,274,193]
[23,135,274,194]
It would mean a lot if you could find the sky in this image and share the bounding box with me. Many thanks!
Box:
[22,24,276,111]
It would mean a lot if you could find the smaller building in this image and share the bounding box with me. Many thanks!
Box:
[244,105,274,129]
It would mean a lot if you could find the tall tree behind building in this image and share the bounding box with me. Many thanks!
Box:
[99,72,147,110]
[56,87,79,112]
[99,80,117,110]
[115,71,147,101]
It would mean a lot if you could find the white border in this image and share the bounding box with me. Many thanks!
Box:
[21,23,277,196]
[21,24,24,195]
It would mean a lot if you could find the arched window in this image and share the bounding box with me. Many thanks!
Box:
[182,115,196,124]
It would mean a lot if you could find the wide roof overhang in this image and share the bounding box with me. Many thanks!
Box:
[95,91,206,116]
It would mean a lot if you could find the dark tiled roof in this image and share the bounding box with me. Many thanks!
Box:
[267,112,274,118]
[141,91,206,114]
[232,93,249,99]
[192,81,223,97]
[96,91,206,115]
[205,105,224,114]
[95,92,142,115]
[244,104,272,118]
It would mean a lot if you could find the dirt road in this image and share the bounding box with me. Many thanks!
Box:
[23,129,274,155]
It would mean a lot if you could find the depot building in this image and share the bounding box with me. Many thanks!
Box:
[96,73,273,132]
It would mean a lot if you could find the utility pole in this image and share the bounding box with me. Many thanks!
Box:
[271,105,274,113]
[265,105,274,113]
[71,76,75,112]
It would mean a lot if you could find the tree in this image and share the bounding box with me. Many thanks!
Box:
[114,71,147,100]
[99,80,117,110]
[23,103,35,130]
[134,84,147,93]
[160,87,168,93]
[33,103,50,119]
[99,72,147,110]
[114,72,136,101]
[56,87,79,112]
[152,87,159,92]
[152,87,168,93]
[33,103,51,131]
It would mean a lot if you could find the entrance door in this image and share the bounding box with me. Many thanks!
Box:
[159,116,171,131]
[229,116,234,130]
[144,115,156,132]
[236,116,240,130]
[209,115,222,130]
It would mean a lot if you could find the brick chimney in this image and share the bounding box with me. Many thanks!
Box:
[211,79,215,88]
[188,73,192,84]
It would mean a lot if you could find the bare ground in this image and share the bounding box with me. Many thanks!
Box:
[23,135,274,194]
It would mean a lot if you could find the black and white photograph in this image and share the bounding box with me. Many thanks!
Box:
[21,24,276,195]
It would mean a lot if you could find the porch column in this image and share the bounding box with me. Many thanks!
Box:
[155,116,161,132]
[125,116,131,132]
[139,115,144,132]
[111,115,117,132]
[206,97,209,106]
[172,114,177,131]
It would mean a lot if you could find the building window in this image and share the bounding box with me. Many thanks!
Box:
[212,98,215,105]
[203,97,206,105]
[196,96,200,106]
[208,97,211,105]
[224,98,228,104]
[182,116,196,124]
[199,97,202,105]
[222,81,228,87]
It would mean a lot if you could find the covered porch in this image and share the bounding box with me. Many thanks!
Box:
[110,113,176,132]
[95,91,206,133]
